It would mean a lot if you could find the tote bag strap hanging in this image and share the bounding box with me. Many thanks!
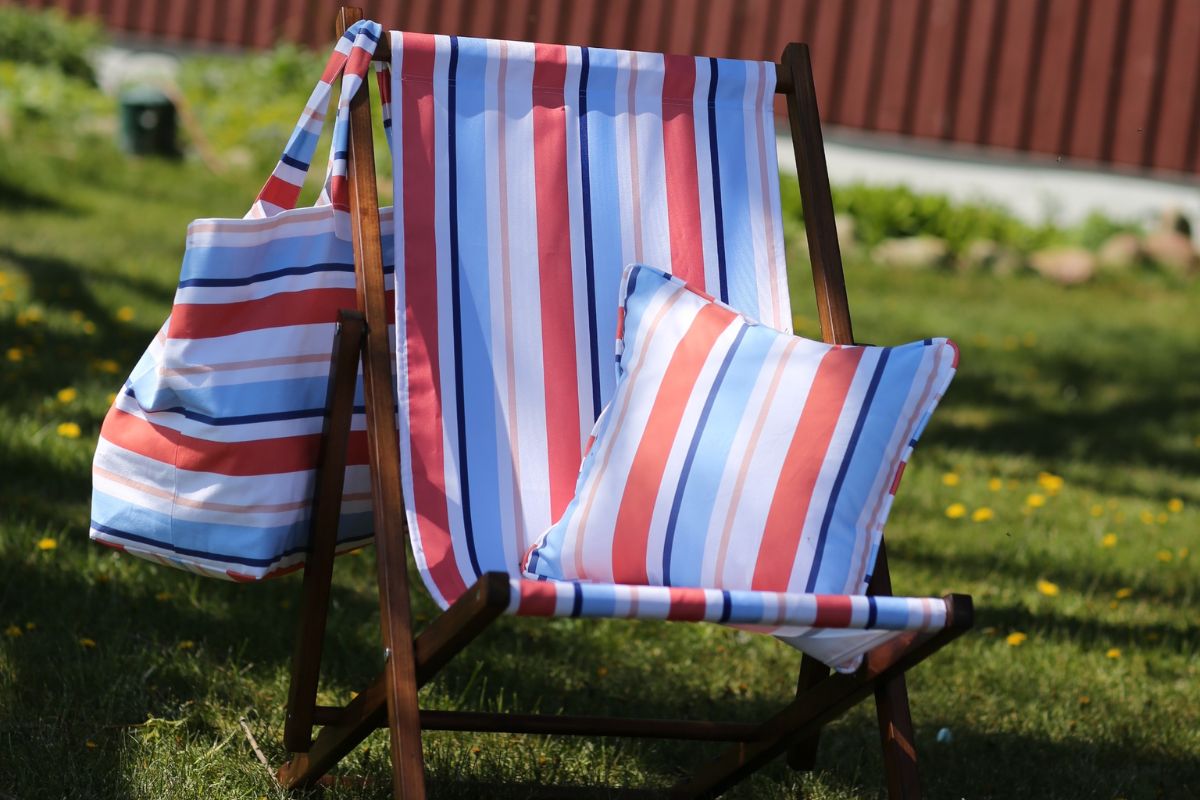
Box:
[247,19,389,219]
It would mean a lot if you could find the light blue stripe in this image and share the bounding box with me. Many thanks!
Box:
[810,345,922,592]
[453,36,506,574]
[578,583,618,618]
[709,59,759,318]
[577,47,625,398]
[91,490,372,562]
[181,232,394,282]
[667,321,776,587]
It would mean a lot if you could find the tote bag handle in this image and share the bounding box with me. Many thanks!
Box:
[247,20,389,219]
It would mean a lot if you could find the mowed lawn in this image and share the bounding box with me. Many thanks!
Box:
[1,127,1198,800]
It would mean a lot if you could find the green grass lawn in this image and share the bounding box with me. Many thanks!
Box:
[1,122,1198,800]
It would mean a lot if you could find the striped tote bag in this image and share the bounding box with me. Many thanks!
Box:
[90,21,392,581]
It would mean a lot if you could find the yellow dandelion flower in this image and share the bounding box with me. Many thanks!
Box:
[1037,472,1064,494]
[82,321,96,335]
[93,358,119,374]
[971,507,994,522]
[1105,648,1121,659]
[0,271,7,285]
[1155,511,1169,524]
[1156,549,1174,563]
[1178,547,1189,560]
[1139,510,1155,525]
[987,477,1003,492]
[1165,498,1182,514]
[36,537,57,551]
[1026,493,1046,508]
[1005,632,1027,647]
[1078,695,1091,705]
[177,640,195,651]
[79,637,97,649]
[4,624,22,638]
[6,347,22,363]
[115,306,135,322]
[1037,579,1060,597]
[942,472,960,487]
[944,502,967,519]
[596,666,608,677]
[85,740,97,750]
[154,591,172,602]
[24,622,35,631]
[1109,600,1119,609]
[1089,504,1104,517]
[1115,588,1133,600]
[56,387,78,404]
[56,422,81,439]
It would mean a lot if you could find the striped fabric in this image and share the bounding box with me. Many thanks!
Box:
[391,32,791,609]
[524,265,959,602]
[90,21,394,580]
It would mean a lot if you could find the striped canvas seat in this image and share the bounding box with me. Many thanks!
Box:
[390,32,953,669]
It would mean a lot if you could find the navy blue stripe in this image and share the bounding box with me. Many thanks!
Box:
[332,150,349,161]
[346,25,379,43]
[280,154,309,171]
[571,583,584,617]
[661,324,748,584]
[578,47,602,421]
[805,350,891,592]
[446,37,481,579]
[178,261,394,288]
[383,117,392,129]
[706,58,730,303]
[91,521,372,568]
[866,596,878,629]
[719,590,732,623]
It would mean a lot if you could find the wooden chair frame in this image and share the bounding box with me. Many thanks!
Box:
[276,8,973,798]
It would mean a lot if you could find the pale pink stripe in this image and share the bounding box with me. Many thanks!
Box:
[752,62,783,329]
[496,42,527,563]
[711,339,799,584]
[626,52,644,263]
[161,352,333,377]
[569,285,689,580]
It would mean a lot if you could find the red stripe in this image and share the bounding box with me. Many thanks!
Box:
[611,302,736,584]
[320,50,346,84]
[376,67,392,104]
[517,580,559,616]
[889,461,907,495]
[752,347,865,591]
[661,55,706,289]
[345,45,372,81]
[168,288,395,340]
[257,174,302,211]
[400,33,468,603]
[532,43,583,520]
[101,407,370,476]
[946,339,960,369]
[666,587,709,621]
[813,595,854,627]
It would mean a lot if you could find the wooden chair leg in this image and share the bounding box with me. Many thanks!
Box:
[284,310,366,753]
[868,545,921,799]
[786,654,829,770]
[670,595,972,800]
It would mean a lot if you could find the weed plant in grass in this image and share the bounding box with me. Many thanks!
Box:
[2,64,1199,800]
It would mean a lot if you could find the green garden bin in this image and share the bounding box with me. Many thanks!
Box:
[118,86,177,156]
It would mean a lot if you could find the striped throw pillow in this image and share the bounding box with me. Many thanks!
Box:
[523,264,958,594]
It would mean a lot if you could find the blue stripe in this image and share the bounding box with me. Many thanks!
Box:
[178,261,355,288]
[866,596,878,629]
[446,36,481,580]
[661,323,748,584]
[181,232,395,282]
[578,47,602,421]
[280,153,309,171]
[719,590,732,623]
[571,583,584,617]
[706,57,729,304]
[452,35,505,574]
[805,350,890,593]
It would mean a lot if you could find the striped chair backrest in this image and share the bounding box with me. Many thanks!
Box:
[391,32,791,607]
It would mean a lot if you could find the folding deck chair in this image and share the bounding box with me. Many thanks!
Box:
[276,7,972,798]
